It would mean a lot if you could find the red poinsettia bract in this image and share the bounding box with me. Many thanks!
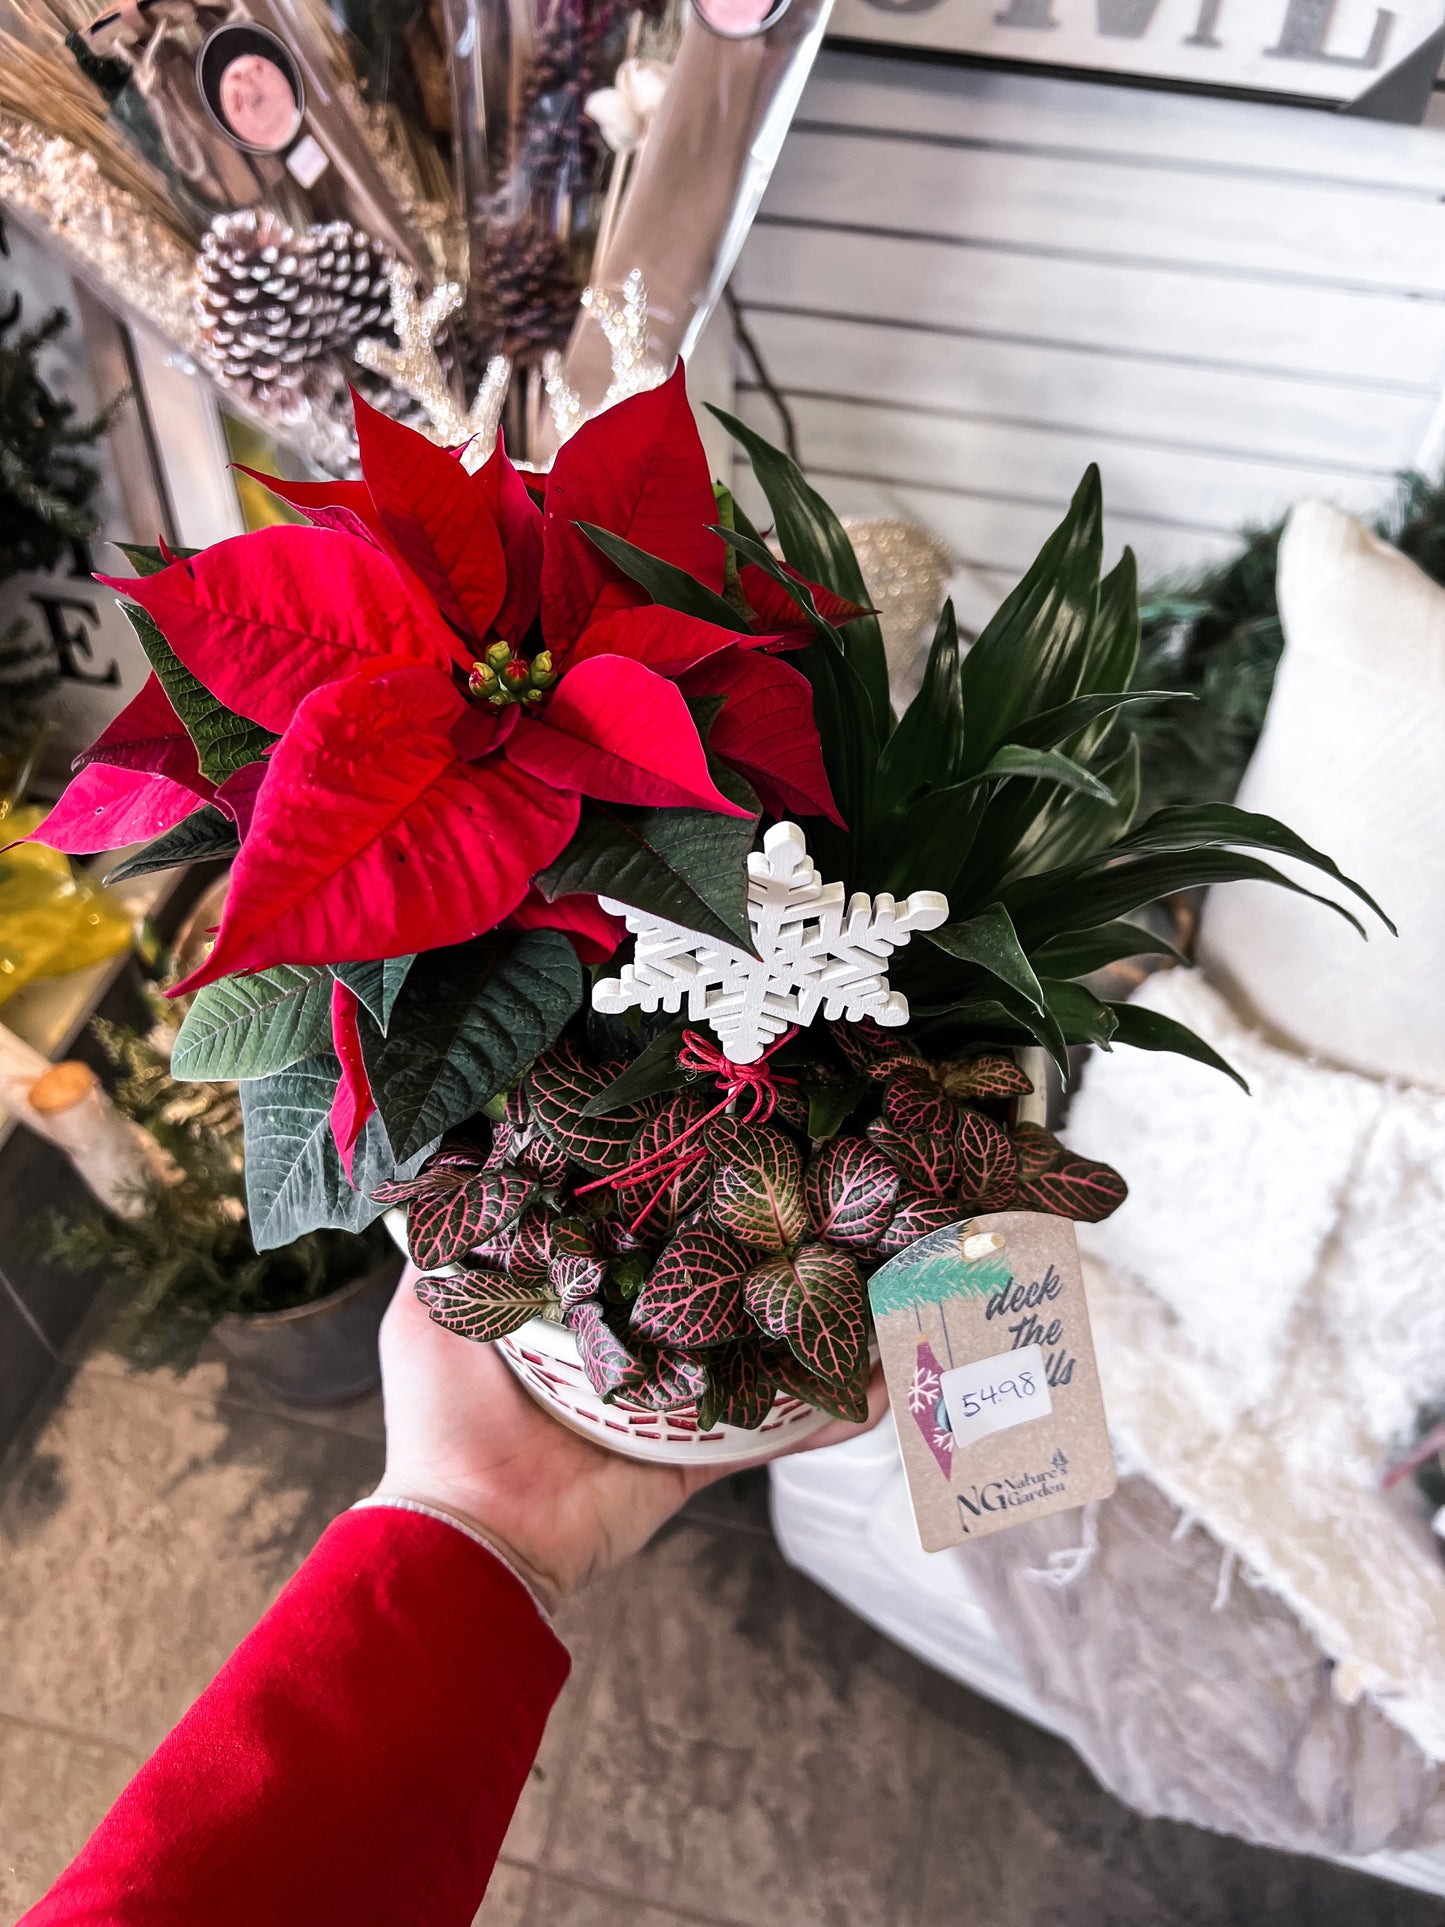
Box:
[35,369,839,1002]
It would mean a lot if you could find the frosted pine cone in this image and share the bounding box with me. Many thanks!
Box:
[481,220,581,355]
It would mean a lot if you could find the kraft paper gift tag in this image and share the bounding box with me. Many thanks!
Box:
[869,1211,1116,1552]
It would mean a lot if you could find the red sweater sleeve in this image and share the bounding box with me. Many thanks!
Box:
[20,1504,570,1927]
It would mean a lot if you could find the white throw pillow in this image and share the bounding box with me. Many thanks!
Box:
[1199,500,1445,1090]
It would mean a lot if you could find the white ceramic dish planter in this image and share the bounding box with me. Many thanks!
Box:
[384,1211,834,1466]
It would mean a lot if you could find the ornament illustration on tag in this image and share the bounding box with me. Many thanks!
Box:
[870,1211,1115,1552]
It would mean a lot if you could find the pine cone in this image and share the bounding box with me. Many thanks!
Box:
[196,211,393,404]
[480,220,581,355]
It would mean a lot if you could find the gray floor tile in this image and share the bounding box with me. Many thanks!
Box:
[0,1358,382,1752]
[0,1714,140,1921]
[474,1858,534,1925]
[522,1869,725,1925]
[679,1467,774,1539]
[539,1516,937,1927]
[78,1344,389,1444]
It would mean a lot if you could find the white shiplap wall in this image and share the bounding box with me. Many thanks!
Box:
[731,50,1445,593]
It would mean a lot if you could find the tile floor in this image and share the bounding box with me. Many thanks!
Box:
[2,1344,1442,1927]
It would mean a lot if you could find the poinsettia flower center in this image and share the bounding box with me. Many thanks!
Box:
[467,640,558,710]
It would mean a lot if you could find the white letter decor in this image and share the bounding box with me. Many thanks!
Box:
[592,821,950,1064]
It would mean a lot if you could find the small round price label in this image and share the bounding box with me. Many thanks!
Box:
[939,1343,1052,1448]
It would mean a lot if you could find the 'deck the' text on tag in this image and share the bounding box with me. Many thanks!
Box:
[868,1211,1116,1552]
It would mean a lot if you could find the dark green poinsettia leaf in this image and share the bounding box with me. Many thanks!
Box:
[119,601,276,784]
[707,1120,807,1251]
[581,1019,689,1115]
[103,805,239,884]
[631,1223,752,1349]
[564,1301,650,1399]
[414,1269,552,1342]
[173,965,333,1081]
[744,1244,869,1388]
[868,1118,960,1202]
[874,601,965,820]
[697,1341,777,1432]
[1020,1153,1128,1224]
[504,1206,554,1287]
[1041,978,1120,1049]
[805,1076,869,1141]
[937,1052,1034,1102]
[1107,1000,1249,1092]
[362,932,583,1163]
[333,956,416,1035]
[1012,1121,1066,1184]
[241,1055,430,1250]
[1029,920,1187,978]
[406,1169,535,1271]
[616,1094,712,1230]
[577,522,743,629]
[535,797,759,955]
[956,1111,1019,1212]
[766,1340,871,1424]
[114,541,199,576]
[958,467,1103,770]
[875,1194,961,1260]
[881,1065,953,1136]
[924,904,1046,1015]
[803,1137,900,1249]
[525,1040,655,1174]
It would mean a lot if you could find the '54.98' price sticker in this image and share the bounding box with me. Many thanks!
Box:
[940,1343,1051,1447]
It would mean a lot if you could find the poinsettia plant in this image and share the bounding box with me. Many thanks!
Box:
[30,367,1388,1426]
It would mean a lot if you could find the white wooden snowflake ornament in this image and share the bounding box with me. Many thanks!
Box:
[592,822,950,1064]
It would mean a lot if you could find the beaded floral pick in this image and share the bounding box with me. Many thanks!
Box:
[544,268,667,446]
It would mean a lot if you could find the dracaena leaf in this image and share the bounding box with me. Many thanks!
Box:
[631,1223,752,1348]
[765,1341,871,1424]
[414,1268,551,1342]
[172,965,333,1081]
[881,1065,954,1135]
[544,366,723,652]
[407,1169,536,1270]
[524,1039,655,1174]
[707,1121,807,1251]
[938,1052,1035,1102]
[744,1244,868,1388]
[102,805,239,884]
[564,1300,650,1398]
[805,1077,869,1141]
[875,600,965,817]
[866,1119,960,1202]
[956,1110,1019,1212]
[1106,1000,1249,1092]
[361,931,584,1162]
[803,1137,900,1250]
[582,1018,690,1115]
[574,526,744,632]
[1020,1154,1128,1223]
[1029,920,1187,978]
[875,1194,962,1260]
[697,1341,777,1432]
[924,904,1046,1016]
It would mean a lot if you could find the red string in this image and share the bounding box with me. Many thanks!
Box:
[575,1027,797,1233]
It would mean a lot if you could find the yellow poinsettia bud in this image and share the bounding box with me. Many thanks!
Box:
[468,661,498,694]
[528,651,557,688]
[484,639,512,671]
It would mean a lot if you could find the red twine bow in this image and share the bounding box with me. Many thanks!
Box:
[576,1026,798,1233]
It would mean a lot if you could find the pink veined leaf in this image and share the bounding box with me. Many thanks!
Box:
[1011,1122,1067,1185]
[630,1223,753,1349]
[803,1136,900,1249]
[956,1109,1019,1213]
[881,1064,954,1136]
[505,655,752,817]
[744,1244,869,1389]
[698,1341,777,1431]
[328,980,375,1178]
[406,1168,536,1270]
[352,388,507,643]
[1020,1155,1128,1225]
[523,1040,654,1174]
[867,1118,961,1202]
[568,605,760,676]
[615,1093,713,1231]
[473,434,543,641]
[72,673,211,790]
[875,1194,961,1261]
[102,525,467,733]
[505,1206,556,1287]
[173,661,579,991]
[564,1299,650,1399]
[31,763,212,854]
[678,645,841,826]
[942,1052,1035,1102]
[548,1252,607,1308]
[508,887,623,964]
[627,1344,711,1412]
[766,1341,871,1425]
[414,1269,552,1343]
[828,1018,927,1083]
[541,365,724,655]
[707,1122,808,1253]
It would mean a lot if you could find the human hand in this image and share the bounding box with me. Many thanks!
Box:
[371,1268,888,1612]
